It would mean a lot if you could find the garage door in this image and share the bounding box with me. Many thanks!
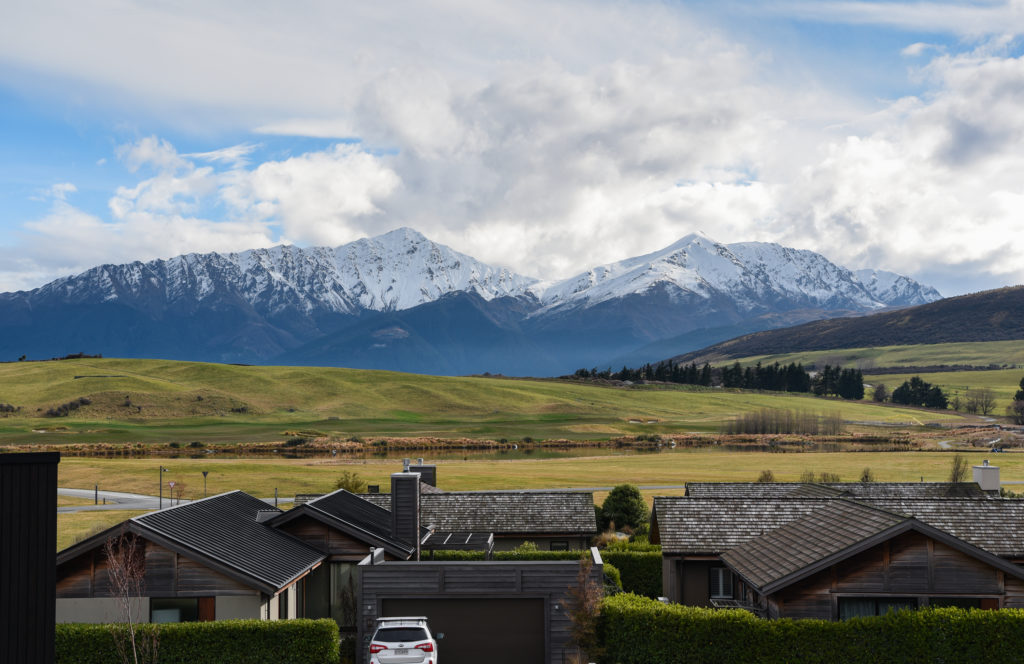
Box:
[381,598,544,664]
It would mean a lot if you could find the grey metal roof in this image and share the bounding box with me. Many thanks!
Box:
[685,482,989,499]
[721,500,906,590]
[280,488,417,557]
[133,491,324,593]
[363,492,597,535]
[422,531,494,551]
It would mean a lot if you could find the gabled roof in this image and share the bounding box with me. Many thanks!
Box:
[363,492,597,535]
[58,491,325,595]
[721,500,906,591]
[269,488,417,558]
[684,482,989,499]
[720,499,1024,595]
[653,494,1024,559]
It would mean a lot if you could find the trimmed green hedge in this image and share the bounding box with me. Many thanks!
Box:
[56,618,340,664]
[600,551,661,598]
[599,593,1024,664]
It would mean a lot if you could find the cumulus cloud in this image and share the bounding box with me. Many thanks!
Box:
[3,1,1024,296]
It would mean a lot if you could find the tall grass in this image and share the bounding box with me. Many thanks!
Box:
[721,409,844,435]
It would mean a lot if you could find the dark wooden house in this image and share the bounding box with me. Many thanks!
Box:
[652,483,1024,619]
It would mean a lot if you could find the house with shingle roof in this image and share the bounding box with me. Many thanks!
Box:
[652,481,1024,620]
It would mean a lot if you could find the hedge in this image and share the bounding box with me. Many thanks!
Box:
[56,618,340,664]
[598,593,1024,664]
[599,551,662,598]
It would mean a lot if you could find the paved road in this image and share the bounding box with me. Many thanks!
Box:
[57,488,290,512]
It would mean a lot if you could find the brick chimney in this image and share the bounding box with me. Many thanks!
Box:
[390,471,421,560]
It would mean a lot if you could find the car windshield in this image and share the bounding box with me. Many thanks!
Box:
[375,627,429,642]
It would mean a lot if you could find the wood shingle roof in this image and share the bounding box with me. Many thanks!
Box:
[720,500,906,590]
[363,492,597,535]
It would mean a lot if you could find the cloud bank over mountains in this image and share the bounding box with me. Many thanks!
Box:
[1,1,1023,296]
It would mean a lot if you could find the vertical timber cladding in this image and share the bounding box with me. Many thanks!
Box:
[360,556,602,664]
[1,452,59,664]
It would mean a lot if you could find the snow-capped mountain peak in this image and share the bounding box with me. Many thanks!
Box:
[534,233,939,313]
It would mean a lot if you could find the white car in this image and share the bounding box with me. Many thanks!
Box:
[368,616,440,664]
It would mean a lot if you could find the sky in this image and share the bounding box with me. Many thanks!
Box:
[2,1,1024,296]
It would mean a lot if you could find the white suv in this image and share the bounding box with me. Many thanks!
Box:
[368,617,440,664]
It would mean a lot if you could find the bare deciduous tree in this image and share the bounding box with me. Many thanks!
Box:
[565,557,604,664]
[949,453,969,483]
[104,533,157,664]
[756,469,776,483]
[859,467,875,483]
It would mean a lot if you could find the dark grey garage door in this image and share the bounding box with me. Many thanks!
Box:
[381,598,544,664]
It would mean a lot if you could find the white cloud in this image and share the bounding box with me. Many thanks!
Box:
[3,1,1024,297]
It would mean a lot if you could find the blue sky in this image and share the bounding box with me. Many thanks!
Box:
[2,0,1024,296]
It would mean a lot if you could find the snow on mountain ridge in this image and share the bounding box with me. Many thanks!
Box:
[26,228,939,319]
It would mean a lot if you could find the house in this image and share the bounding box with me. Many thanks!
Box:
[651,481,1024,620]
[361,491,596,551]
[56,491,327,623]
[55,463,599,662]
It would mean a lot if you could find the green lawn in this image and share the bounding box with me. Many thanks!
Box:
[58,449,1019,500]
[0,357,962,446]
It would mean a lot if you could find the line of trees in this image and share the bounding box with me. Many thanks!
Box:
[572,361,865,400]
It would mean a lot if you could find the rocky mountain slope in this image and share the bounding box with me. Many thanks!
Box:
[0,228,942,375]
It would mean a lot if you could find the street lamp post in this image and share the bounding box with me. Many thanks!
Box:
[202,470,209,498]
[159,466,169,508]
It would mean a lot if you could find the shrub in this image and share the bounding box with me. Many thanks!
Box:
[600,484,649,531]
[598,594,1024,664]
[602,562,623,593]
[56,619,340,664]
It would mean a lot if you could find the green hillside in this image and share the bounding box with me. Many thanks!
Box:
[0,357,959,445]
[725,340,1024,372]
[674,287,1024,365]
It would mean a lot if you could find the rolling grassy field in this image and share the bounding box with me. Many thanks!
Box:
[56,510,150,551]
[0,357,962,446]
[733,340,1024,371]
[58,449,1021,501]
[866,369,1024,407]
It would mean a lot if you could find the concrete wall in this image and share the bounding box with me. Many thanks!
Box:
[215,595,261,620]
[57,597,149,623]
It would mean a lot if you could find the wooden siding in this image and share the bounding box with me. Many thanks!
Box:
[57,539,252,599]
[278,515,378,560]
[358,558,601,664]
[1,452,58,664]
[772,532,1009,620]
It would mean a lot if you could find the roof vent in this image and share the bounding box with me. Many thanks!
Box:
[403,458,411,472]
[255,509,280,523]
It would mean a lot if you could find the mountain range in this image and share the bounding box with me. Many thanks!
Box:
[0,228,941,375]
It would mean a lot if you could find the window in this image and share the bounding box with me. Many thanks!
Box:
[278,591,289,619]
[838,597,917,620]
[150,598,199,623]
[330,563,357,629]
[709,567,733,599]
[550,541,569,551]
